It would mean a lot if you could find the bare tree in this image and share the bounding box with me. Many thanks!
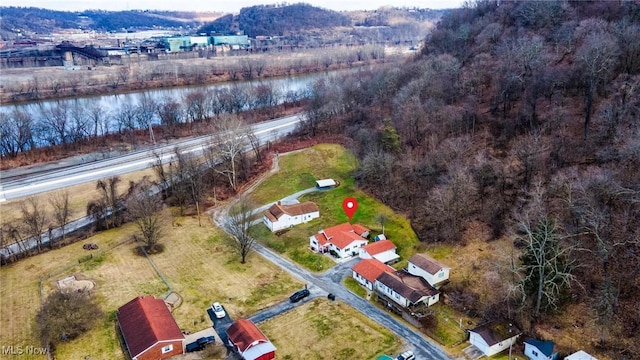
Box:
[126,177,165,252]
[575,30,620,138]
[21,197,48,252]
[510,215,577,319]
[210,116,248,192]
[49,190,70,243]
[223,197,257,264]
[375,213,390,235]
[87,177,123,230]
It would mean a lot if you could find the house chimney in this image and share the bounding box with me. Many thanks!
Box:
[277,201,281,205]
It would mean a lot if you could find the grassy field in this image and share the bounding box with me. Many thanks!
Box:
[0,214,301,359]
[259,298,403,360]
[0,167,158,227]
[250,144,420,271]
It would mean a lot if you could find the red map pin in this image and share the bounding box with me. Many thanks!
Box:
[342,197,358,221]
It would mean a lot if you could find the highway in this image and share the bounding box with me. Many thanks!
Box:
[0,114,303,202]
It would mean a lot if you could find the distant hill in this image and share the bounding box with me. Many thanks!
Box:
[0,7,212,39]
[199,3,350,37]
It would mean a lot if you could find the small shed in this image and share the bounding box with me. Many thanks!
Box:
[315,179,337,189]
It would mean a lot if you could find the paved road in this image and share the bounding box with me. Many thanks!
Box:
[0,114,304,201]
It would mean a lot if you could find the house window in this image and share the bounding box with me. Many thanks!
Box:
[532,350,539,357]
[439,272,444,278]
[162,344,173,354]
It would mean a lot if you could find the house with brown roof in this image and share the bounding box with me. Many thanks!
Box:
[309,223,369,259]
[468,321,521,357]
[117,296,184,360]
[263,201,320,232]
[359,239,400,264]
[352,258,396,291]
[227,319,276,360]
[374,269,440,308]
[407,253,451,289]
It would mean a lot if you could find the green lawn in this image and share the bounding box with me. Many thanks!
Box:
[250,144,420,272]
[344,277,368,298]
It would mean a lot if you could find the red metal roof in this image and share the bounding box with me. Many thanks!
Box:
[319,223,369,249]
[352,259,395,283]
[362,239,396,255]
[227,319,271,353]
[117,296,184,358]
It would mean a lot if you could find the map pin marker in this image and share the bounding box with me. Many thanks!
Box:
[342,197,358,222]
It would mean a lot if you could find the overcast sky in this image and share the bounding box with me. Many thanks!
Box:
[1,0,464,13]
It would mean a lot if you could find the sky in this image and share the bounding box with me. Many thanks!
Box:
[0,0,464,13]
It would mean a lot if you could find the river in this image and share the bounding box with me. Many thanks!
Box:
[0,68,364,153]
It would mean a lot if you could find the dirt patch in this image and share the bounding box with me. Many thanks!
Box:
[57,275,95,292]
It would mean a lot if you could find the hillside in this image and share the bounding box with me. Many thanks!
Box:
[0,7,214,39]
[199,3,350,37]
[300,1,640,358]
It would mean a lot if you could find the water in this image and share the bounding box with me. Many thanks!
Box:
[0,69,356,153]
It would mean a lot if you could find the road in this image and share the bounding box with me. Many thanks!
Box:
[0,114,304,201]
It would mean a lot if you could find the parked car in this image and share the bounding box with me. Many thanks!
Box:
[197,336,215,346]
[211,302,226,319]
[185,336,215,352]
[289,289,310,303]
[397,350,415,360]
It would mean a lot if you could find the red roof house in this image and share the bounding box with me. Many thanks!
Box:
[117,296,184,360]
[227,319,276,360]
[352,258,396,290]
[359,239,400,264]
[309,223,369,259]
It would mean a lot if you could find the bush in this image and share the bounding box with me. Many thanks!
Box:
[36,289,103,347]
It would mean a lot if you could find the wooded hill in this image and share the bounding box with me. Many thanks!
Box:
[199,3,350,37]
[300,1,640,358]
[0,7,209,39]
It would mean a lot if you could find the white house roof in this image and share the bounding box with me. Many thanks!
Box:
[374,251,400,264]
[316,179,336,187]
[565,351,598,360]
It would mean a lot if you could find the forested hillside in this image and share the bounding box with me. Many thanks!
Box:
[302,1,640,358]
[200,3,350,37]
[0,7,204,39]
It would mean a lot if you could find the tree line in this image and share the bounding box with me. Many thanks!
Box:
[300,1,640,358]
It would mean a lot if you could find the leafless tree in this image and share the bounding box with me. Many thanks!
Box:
[223,197,257,264]
[575,30,620,138]
[39,101,70,146]
[126,177,165,252]
[21,197,48,252]
[88,176,123,229]
[49,190,70,242]
[510,215,577,319]
[210,115,248,192]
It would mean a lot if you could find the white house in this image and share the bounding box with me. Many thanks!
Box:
[359,239,400,264]
[352,258,395,291]
[524,339,558,360]
[565,350,598,360]
[309,223,369,259]
[468,322,521,357]
[263,201,319,232]
[407,253,451,288]
[374,270,440,308]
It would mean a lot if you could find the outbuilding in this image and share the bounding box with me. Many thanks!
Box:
[117,296,184,360]
[227,319,276,360]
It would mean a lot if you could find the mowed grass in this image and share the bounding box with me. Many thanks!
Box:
[250,144,420,271]
[250,144,357,205]
[0,167,159,227]
[1,214,301,359]
[259,298,402,360]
